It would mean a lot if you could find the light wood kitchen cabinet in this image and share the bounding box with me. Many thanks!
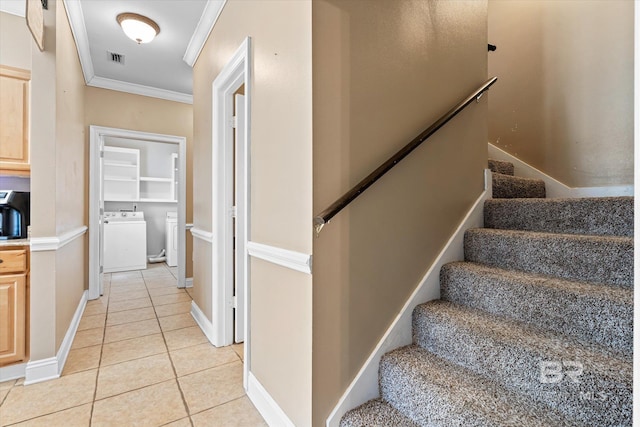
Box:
[0,65,30,176]
[0,247,28,367]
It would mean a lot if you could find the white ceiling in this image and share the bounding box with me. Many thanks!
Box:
[0,0,225,104]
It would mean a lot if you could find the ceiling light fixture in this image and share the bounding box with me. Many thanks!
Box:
[116,13,160,44]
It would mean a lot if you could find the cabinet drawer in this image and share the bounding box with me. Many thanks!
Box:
[0,250,27,274]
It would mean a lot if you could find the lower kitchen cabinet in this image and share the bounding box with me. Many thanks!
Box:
[0,247,29,367]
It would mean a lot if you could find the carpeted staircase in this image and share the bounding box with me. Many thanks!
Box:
[340,159,633,427]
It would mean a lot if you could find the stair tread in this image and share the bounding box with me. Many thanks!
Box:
[381,345,582,427]
[464,228,633,287]
[412,300,632,426]
[484,196,633,237]
[340,399,418,427]
[414,300,632,371]
[488,159,515,175]
[440,261,633,354]
[492,172,546,198]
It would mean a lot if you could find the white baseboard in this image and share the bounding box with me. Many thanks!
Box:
[488,143,633,198]
[190,301,216,345]
[24,290,88,385]
[0,362,27,382]
[247,371,295,427]
[24,357,58,385]
[56,290,88,374]
[326,171,491,427]
[185,277,193,288]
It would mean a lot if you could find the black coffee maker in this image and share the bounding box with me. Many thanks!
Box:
[0,191,30,240]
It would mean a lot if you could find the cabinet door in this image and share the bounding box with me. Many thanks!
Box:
[0,66,30,174]
[0,274,26,366]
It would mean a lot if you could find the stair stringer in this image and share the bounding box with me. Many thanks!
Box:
[488,143,633,198]
[325,169,492,427]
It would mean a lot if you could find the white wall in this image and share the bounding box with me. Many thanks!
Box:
[104,201,176,257]
[104,137,178,257]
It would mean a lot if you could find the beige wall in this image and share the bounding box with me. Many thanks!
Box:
[84,86,194,278]
[193,0,313,425]
[312,1,488,424]
[30,0,86,358]
[0,12,31,70]
[29,0,59,360]
[54,1,87,349]
[488,0,633,187]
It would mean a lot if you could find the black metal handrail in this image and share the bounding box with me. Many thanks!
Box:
[314,76,498,235]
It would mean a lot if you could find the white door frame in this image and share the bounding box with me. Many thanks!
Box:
[88,126,187,299]
[211,37,251,387]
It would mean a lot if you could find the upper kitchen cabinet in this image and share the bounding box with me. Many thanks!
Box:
[0,65,30,176]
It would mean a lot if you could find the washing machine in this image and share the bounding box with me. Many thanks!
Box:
[165,212,178,267]
[103,211,147,273]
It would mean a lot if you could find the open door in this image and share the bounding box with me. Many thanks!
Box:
[234,93,245,343]
[98,140,105,296]
[88,127,105,299]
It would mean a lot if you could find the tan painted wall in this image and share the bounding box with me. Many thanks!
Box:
[30,0,87,359]
[192,1,313,425]
[54,1,87,349]
[84,87,194,278]
[29,0,59,360]
[488,0,633,187]
[0,12,31,69]
[312,1,488,424]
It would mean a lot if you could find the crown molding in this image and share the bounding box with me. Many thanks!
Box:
[63,0,94,84]
[183,0,227,67]
[87,75,193,104]
[0,0,25,17]
[64,0,192,104]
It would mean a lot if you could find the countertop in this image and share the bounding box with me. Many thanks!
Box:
[0,238,30,248]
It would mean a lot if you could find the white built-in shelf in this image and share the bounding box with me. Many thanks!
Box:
[103,146,140,202]
[104,176,137,182]
[103,145,178,203]
[140,176,173,182]
[139,198,178,203]
[104,161,137,168]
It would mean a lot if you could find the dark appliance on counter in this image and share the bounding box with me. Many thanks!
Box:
[0,191,30,240]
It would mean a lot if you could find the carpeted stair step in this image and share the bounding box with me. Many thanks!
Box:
[488,159,514,175]
[492,172,546,198]
[380,345,582,427]
[484,197,633,237]
[412,301,632,426]
[340,399,418,427]
[464,228,633,287]
[440,262,633,355]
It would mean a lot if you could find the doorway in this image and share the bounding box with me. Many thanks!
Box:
[211,37,251,388]
[88,126,187,300]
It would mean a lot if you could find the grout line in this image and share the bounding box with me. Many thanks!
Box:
[89,272,113,426]
[3,401,95,426]
[92,377,177,404]
[0,383,15,407]
[175,359,242,379]
[145,273,194,424]
[187,394,248,418]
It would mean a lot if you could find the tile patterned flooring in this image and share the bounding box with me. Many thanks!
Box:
[0,263,266,427]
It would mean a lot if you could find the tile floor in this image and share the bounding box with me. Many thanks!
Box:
[0,263,266,427]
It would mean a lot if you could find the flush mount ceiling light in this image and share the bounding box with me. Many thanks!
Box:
[116,12,160,44]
